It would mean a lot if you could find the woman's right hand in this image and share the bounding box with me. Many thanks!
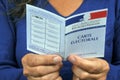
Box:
[22,53,63,80]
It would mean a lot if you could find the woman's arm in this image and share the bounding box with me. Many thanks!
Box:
[107,0,120,79]
[0,0,27,80]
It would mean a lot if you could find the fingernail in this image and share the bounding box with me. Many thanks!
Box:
[53,56,61,63]
[69,56,76,63]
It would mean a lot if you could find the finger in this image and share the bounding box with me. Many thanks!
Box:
[73,74,79,80]
[40,72,59,80]
[27,76,41,80]
[68,55,101,73]
[56,76,62,80]
[72,66,99,80]
[28,72,59,80]
[22,53,62,67]
[28,72,61,80]
[23,64,62,77]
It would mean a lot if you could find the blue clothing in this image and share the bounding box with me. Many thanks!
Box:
[0,0,120,80]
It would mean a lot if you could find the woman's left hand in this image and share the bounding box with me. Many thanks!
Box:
[68,54,110,80]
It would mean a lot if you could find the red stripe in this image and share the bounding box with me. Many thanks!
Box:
[90,10,107,19]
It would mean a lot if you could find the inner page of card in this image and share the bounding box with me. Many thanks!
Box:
[26,4,65,57]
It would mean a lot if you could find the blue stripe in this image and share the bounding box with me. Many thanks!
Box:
[66,15,84,26]
[65,25,105,35]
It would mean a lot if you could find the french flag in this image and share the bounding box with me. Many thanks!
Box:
[89,10,107,20]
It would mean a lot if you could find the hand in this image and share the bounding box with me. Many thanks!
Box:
[22,53,63,80]
[68,55,110,80]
